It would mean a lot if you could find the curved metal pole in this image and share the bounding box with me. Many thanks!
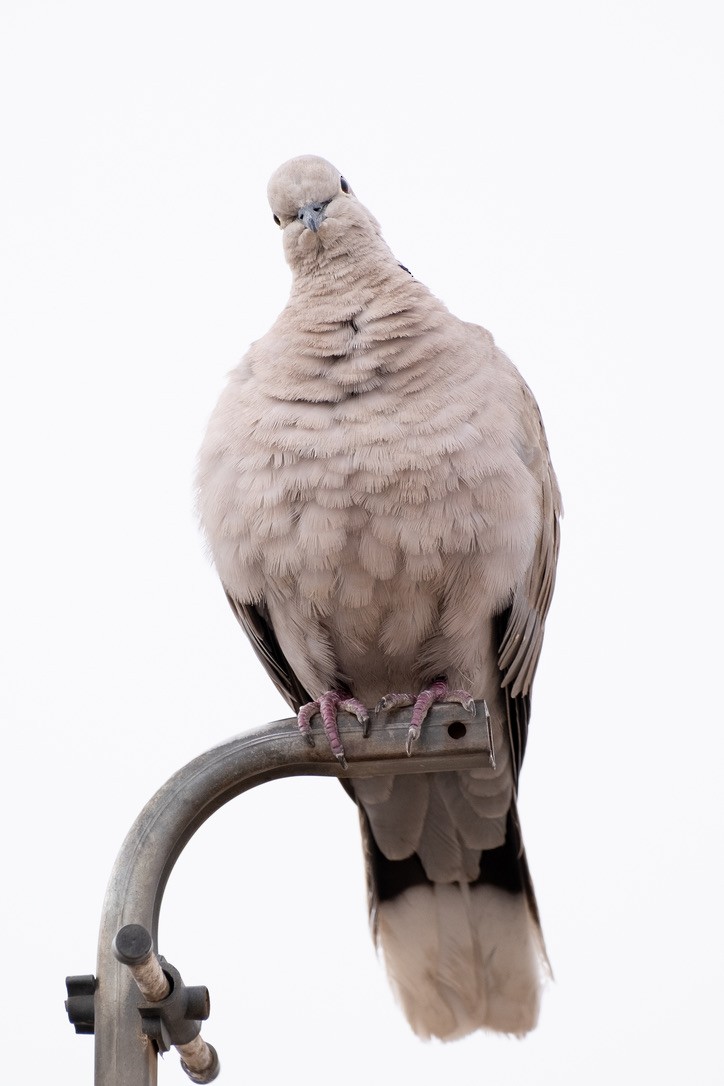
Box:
[93,704,493,1084]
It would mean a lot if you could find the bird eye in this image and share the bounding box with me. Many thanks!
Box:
[340,176,350,194]
[273,213,281,226]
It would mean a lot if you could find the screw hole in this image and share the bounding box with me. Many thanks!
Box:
[447,721,467,740]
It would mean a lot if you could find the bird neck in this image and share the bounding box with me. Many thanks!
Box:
[286,233,438,330]
[255,253,452,404]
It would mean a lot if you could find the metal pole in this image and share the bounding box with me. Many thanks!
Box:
[87,704,493,1084]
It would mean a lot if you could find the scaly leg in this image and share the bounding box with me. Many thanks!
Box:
[376,679,476,755]
[297,690,370,769]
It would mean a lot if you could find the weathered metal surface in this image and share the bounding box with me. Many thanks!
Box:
[85,704,491,1084]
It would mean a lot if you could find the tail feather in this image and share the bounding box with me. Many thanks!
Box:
[377,882,545,1039]
[362,803,548,1040]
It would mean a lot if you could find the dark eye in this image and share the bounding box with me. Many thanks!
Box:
[340,176,350,194]
[273,213,281,226]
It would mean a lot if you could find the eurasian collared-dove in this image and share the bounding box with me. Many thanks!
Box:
[197,155,561,1039]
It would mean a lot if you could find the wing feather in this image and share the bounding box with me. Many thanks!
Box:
[497,382,562,784]
[224,591,311,713]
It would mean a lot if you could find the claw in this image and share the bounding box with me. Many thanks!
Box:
[338,697,370,734]
[377,679,477,757]
[446,689,476,716]
[375,692,414,714]
[296,691,369,765]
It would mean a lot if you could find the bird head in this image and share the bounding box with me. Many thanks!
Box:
[267,155,383,272]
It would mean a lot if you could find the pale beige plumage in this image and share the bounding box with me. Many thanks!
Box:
[197,155,561,1039]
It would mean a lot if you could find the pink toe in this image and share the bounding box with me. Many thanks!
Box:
[297,701,318,735]
[319,692,345,759]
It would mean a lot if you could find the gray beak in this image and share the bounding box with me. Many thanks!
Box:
[297,201,328,233]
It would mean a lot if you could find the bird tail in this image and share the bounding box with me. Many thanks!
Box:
[364,806,549,1040]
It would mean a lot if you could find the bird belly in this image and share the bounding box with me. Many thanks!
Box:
[266,506,508,715]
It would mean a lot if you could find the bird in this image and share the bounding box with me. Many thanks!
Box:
[197,154,561,1040]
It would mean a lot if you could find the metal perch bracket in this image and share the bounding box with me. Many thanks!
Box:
[65,702,494,1084]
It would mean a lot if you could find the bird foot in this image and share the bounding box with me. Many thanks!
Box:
[376,680,476,755]
[297,691,370,769]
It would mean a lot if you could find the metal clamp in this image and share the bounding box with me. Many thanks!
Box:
[65,974,97,1034]
[113,924,219,1083]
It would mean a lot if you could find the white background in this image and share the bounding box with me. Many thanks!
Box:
[1,1,722,1082]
